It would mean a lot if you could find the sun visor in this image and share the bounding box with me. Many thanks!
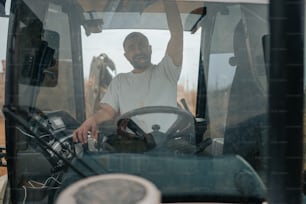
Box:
[22,0,49,24]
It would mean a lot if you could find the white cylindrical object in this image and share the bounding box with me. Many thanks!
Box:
[56,174,161,204]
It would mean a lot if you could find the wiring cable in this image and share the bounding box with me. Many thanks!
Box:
[22,176,62,204]
[16,126,51,139]
[4,105,105,176]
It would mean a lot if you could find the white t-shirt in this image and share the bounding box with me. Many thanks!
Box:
[101,55,181,114]
[101,55,181,132]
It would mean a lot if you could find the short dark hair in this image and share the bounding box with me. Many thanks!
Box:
[123,32,149,49]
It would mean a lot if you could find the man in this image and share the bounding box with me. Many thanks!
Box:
[73,0,183,144]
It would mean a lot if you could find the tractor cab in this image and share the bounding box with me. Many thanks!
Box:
[2,0,303,203]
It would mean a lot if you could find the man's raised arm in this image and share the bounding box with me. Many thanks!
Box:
[164,0,183,67]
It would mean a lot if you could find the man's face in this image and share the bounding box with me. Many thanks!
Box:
[124,36,152,70]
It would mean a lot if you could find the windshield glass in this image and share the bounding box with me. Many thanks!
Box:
[82,29,201,117]
[4,0,269,203]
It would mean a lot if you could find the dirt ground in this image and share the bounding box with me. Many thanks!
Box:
[0,118,7,176]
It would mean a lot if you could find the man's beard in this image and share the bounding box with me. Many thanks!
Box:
[130,54,151,70]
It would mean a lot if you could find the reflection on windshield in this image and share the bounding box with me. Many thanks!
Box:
[82,29,200,115]
[2,0,272,203]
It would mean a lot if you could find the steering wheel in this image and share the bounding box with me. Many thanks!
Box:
[101,106,195,153]
[118,106,193,133]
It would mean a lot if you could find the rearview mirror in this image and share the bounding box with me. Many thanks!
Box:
[185,7,206,34]
[20,30,59,87]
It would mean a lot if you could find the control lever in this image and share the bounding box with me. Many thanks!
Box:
[195,137,212,154]
[95,132,103,151]
[180,98,191,113]
[181,98,207,145]
[82,143,89,152]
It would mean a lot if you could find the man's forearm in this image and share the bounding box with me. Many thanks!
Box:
[93,103,116,124]
[164,0,183,37]
[163,0,183,66]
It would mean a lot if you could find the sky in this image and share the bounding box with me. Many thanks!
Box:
[81,28,238,91]
[0,0,11,72]
[0,0,268,91]
[0,19,236,91]
[0,18,8,72]
[0,0,254,91]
